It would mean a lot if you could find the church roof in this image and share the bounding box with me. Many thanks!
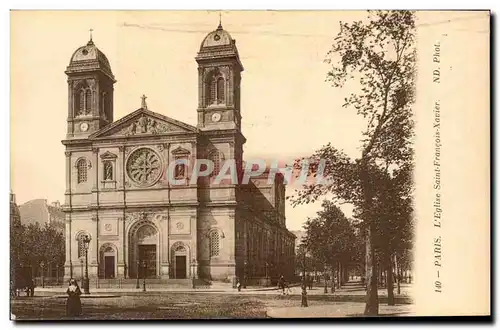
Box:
[66,39,115,81]
[196,23,243,70]
[200,23,234,50]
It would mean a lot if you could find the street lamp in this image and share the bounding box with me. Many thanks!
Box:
[301,251,308,307]
[80,258,84,284]
[40,261,45,288]
[192,259,196,289]
[243,260,248,289]
[136,261,140,289]
[82,235,91,294]
[142,260,147,292]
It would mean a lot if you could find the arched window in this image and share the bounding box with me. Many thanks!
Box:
[207,72,225,105]
[85,89,92,114]
[209,231,220,257]
[77,90,85,115]
[216,77,225,104]
[77,159,88,183]
[209,151,224,177]
[77,233,88,259]
[210,80,217,105]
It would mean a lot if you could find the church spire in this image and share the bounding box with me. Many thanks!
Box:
[217,12,223,30]
[141,94,148,110]
[88,28,94,46]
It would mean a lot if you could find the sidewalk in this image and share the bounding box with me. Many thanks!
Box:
[33,285,284,294]
[266,302,414,318]
[32,281,412,297]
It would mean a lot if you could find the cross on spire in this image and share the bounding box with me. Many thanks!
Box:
[87,28,94,45]
[217,12,223,29]
[141,94,148,110]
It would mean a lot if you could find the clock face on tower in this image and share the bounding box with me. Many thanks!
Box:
[211,112,221,123]
[80,122,89,132]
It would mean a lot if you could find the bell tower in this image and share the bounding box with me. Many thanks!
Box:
[195,23,243,131]
[65,34,116,138]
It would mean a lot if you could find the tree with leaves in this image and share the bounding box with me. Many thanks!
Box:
[301,201,358,292]
[369,162,413,304]
[15,222,65,281]
[290,11,416,315]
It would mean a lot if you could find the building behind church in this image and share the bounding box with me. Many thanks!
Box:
[19,199,65,234]
[61,23,295,286]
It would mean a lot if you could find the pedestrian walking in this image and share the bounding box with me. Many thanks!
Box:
[278,275,285,295]
[66,279,82,317]
[26,278,35,297]
[10,280,16,297]
[237,279,242,292]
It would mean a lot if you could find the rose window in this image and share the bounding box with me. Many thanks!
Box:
[126,148,162,186]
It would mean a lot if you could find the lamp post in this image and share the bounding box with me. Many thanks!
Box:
[40,261,45,288]
[301,251,308,307]
[243,260,248,289]
[82,235,91,294]
[80,258,84,284]
[136,261,140,289]
[192,259,196,289]
[142,260,147,292]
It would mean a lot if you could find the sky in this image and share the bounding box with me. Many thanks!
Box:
[10,11,370,230]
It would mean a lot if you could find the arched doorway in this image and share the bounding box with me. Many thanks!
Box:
[99,243,117,279]
[128,221,159,278]
[171,242,188,279]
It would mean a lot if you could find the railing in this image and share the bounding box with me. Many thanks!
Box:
[33,277,65,287]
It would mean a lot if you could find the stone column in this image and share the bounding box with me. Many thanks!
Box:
[117,216,126,278]
[64,151,73,280]
[91,215,99,278]
[228,214,237,285]
[92,148,100,279]
[64,216,72,280]
[160,214,170,279]
[119,146,127,278]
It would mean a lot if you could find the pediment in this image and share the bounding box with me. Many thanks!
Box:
[171,146,191,156]
[100,151,117,159]
[90,108,198,139]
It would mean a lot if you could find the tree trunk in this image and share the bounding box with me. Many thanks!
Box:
[340,262,343,285]
[336,262,340,289]
[330,266,335,293]
[386,253,394,306]
[378,264,383,288]
[364,224,379,315]
[394,254,401,295]
[344,264,348,283]
[340,262,344,286]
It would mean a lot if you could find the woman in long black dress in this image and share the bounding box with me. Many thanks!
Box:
[66,279,82,317]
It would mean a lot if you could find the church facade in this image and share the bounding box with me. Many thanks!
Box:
[62,23,296,285]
